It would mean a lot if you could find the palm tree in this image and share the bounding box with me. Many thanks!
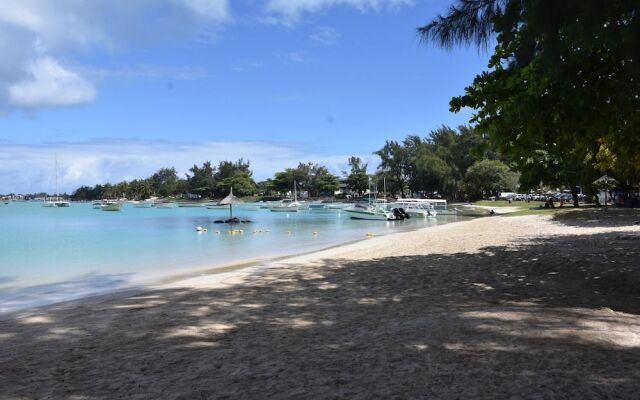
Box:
[417,0,506,50]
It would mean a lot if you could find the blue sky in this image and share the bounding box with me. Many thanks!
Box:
[0,0,489,193]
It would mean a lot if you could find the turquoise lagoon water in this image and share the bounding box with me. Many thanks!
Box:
[0,201,465,313]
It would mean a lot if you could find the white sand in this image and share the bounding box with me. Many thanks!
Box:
[1,210,639,399]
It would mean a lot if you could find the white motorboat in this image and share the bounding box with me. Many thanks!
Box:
[155,202,175,209]
[392,200,438,217]
[344,177,398,221]
[131,200,154,208]
[100,200,122,211]
[344,203,395,220]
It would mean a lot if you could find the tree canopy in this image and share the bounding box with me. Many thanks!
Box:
[420,0,640,206]
[346,156,369,195]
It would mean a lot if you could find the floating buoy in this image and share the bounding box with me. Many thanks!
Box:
[366,232,375,237]
[196,226,203,232]
[215,231,220,234]
[265,229,270,233]
[313,231,318,235]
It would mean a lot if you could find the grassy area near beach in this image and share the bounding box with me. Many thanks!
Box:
[474,199,581,217]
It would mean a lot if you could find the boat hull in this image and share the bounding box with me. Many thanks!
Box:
[344,208,393,220]
[270,206,299,212]
[101,203,122,211]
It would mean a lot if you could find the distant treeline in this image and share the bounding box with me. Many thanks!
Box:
[71,125,520,201]
[71,158,343,201]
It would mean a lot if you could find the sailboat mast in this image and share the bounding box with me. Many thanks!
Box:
[293,181,297,202]
[55,154,59,201]
[383,176,386,201]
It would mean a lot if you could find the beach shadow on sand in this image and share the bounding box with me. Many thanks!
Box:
[1,230,639,399]
[552,207,640,228]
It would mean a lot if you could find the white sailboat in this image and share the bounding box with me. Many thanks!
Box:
[43,154,70,207]
[270,181,302,212]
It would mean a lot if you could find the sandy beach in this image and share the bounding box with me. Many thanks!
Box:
[1,209,640,399]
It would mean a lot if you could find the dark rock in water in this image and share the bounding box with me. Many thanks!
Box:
[213,218,253,224]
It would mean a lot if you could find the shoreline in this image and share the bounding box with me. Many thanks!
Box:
[1,216,475,317]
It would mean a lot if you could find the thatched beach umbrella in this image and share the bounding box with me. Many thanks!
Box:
[219,187,244,221]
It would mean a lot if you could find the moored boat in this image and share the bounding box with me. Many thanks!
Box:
[270,181,302,212]
[177,202,206,208]
[131,200,154,208]
[344,204,395,220]
[100,200,123,211]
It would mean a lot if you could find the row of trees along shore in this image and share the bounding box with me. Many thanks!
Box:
[71,125,522,202]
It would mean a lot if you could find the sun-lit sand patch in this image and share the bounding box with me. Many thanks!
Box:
[183,340,219,348]
[19,315,53,324]
[316,282,338,290]
[187,306,211,317]
[164,322,236,339]
[0,332,16,340]
[406,343,429,351]
[471,282,495,291]
[111,299,167,310]
[356,297,383,305]
[272,317,315,328]
[464,309,640,348]
[301,273,325,280]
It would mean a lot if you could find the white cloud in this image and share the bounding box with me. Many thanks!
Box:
[265,0,413,25]
[178,0,230,20]
[0,0,231,113]
[8,57,96,108]
[310,26,341,45]
[85,64,212,81]
[288,51,308,63]
[0,139,378,194]
[231,60,264,72]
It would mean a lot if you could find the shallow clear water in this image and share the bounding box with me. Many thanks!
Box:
[0,201,466,313]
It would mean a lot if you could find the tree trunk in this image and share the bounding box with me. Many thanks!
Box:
[570,185,579,208]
